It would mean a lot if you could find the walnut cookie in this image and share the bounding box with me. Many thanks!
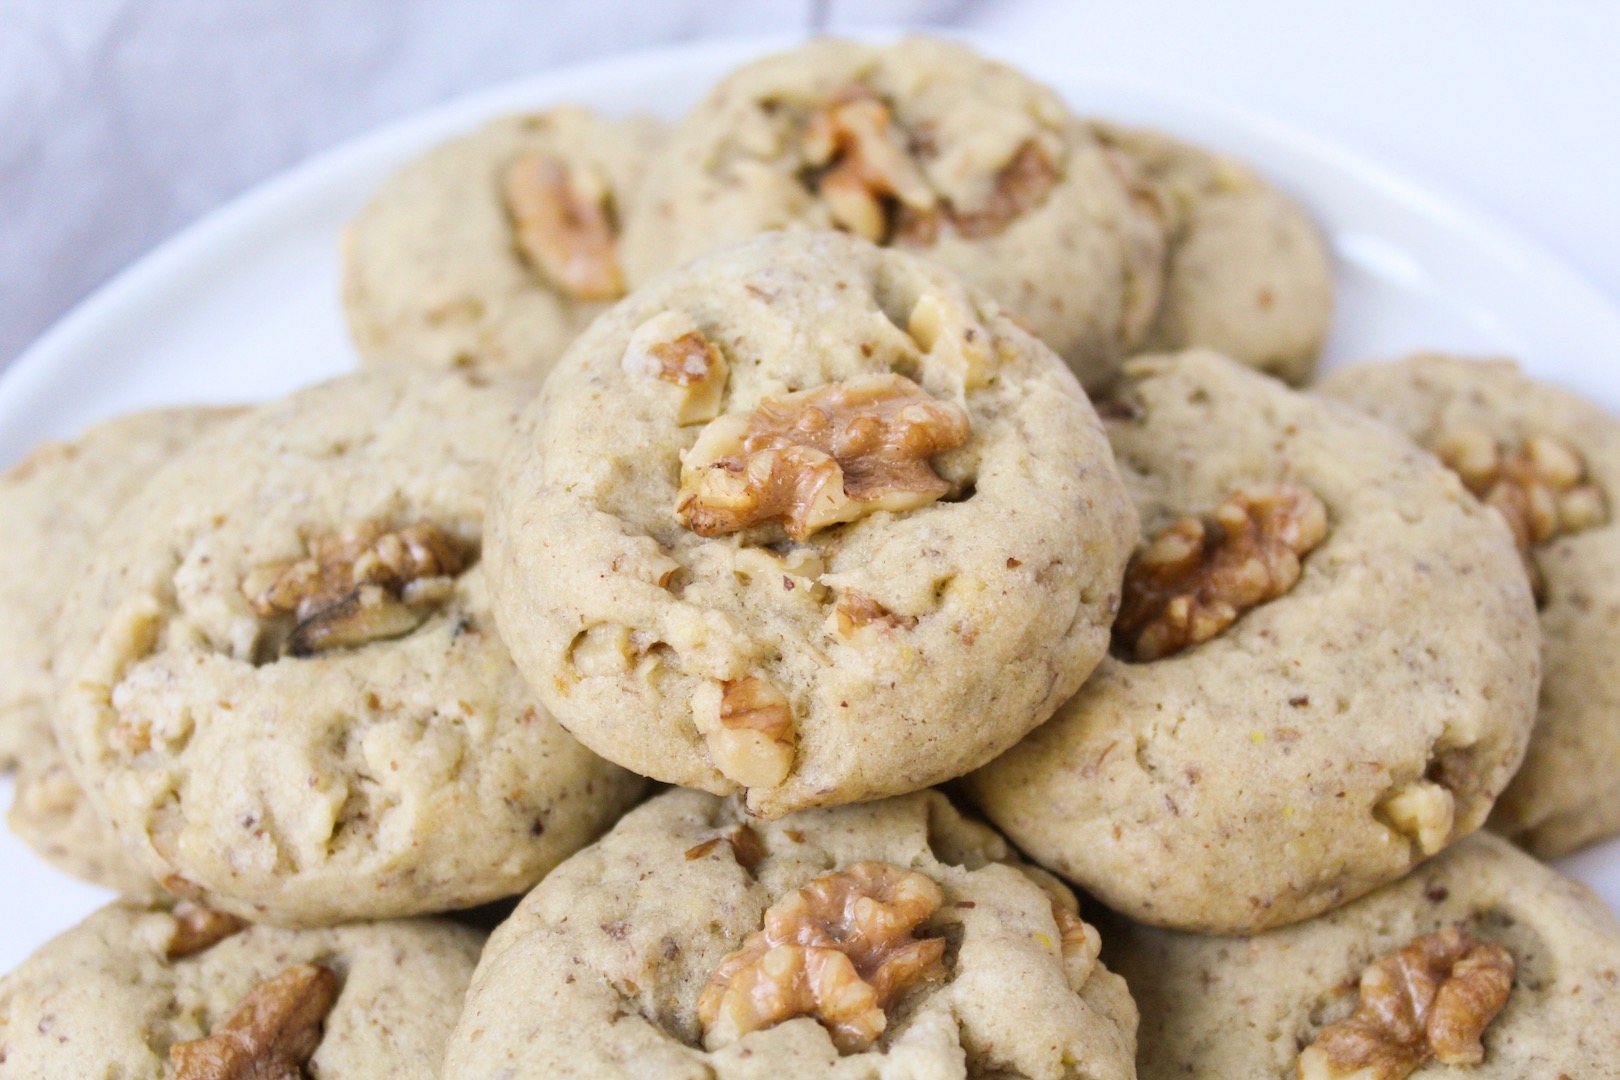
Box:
[52,370,643,926]
[487,231,1138,818]
[0,896,482,1078]
[1110,832,1620,1079]
[443,788,1138,1080]
[618,36,1165,390]
[0,406,241,895]
[963,350,1540,934]
[1093,122,1334,384]
[343,107,663,378]
[1321,353,1620,857]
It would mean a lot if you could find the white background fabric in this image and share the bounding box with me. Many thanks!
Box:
[3,0,1619,368]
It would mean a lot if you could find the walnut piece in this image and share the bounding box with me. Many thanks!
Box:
[827,589,917,643]
[503,149,624,300]
[1115,485,1328,661]
[622,310,731,425]
[166,901,248,960]
[801,85,1058,246]
[698,862,947,1053]
[1298,927,1514,1080]
[242,521,468,657]
[169,962,340,1080]
[803,86,937,244]
[685,823,768,875]
[1433,427,1608,599]
[676,374,971,541]
[695,675,798,789]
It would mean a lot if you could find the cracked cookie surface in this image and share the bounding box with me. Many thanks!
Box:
[443,788,1137,1080]
[343,107,664,379]
[1321,353,1620,857]
[619,36,1165,390]
[52,370,644,925]
[1109,832,1620,1079]
[0,897,482,1078]
[1,405,241,894]
[964,350,1539,933]
[488,231,1138,817]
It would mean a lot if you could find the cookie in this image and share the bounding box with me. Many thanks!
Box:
[1110,832,1620,1079]
[488,231,1138,818]
[1094,122,1334,384]
[0,897,482,1078]
[619,36,1164,389]
[443,788,1138,1080]
[0,406,240,893]
[343,107,663,378]
[1321,353,1620,856]
[53,369,644,925]
[963,350,1539,934]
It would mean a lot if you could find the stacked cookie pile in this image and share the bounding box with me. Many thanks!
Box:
[2,36,1617,1080]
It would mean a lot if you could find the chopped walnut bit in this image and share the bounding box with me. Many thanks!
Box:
[949,140,1062,240]
[685,824,768,874]
[828,589,917,643]
[676,374,971,541]
[503,149,624,300]
[1376,780,1457,856]
[169,962,340,1080]
[906,291,996,390]
[622,311,731,425]
[242,521,468,656]
[1297,927,1514,1080]
[803,86,937,244]
[1433,427,1608,599]
[166,901,248,960]
[698,862,947,1053]
[697,675,798,789]
[1115,485,1328,661]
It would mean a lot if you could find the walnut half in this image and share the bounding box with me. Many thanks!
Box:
[169,962,340,1080]
[694,675,798,789]
[503,150,624,301]
[676,374,971,541]
[242,521,468,657]
[698,862,947,1053]
[1114,485,1328,661]
[1298,926,1514,1080]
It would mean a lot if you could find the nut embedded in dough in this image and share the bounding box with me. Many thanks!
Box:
[503,149,625,301]
[621,310,731,425]
[675,373,971,541]
[1297,926,1514,1080]
[803,85,937,244]
[169,962,341,1079]
[164,900,248,960]
[1114,484,1328,661]
[697,861,947,1053]
[695,675,798,789]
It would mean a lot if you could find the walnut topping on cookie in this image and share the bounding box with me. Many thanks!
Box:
[242,520,469,656]
[622,310,731,425]
[698,861,947,1053]
[165,901,249,960]
[1114,485,1328,661]
[676,374,970,541]
[802,85,938,244]
[1434,427,1607,598]
[169,962,341,1080]
[1298,927,1514,1080]
[503,149,624,301]
[693,675,798,789]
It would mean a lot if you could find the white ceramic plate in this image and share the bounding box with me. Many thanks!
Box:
[2,32,1617,972]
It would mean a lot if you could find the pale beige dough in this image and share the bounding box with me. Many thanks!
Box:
[444,788,1138,1080]
[0,897,483,1078]
[1321,353,1620,856]
[1109,832,1620,1079]
[53,370,644,926]
[488,231,1138,818]
[343,107,664,378]
[620,36,1165,390]
[1093,122,1334,384]
[0,406,240,894]
[964,350,1540,934]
